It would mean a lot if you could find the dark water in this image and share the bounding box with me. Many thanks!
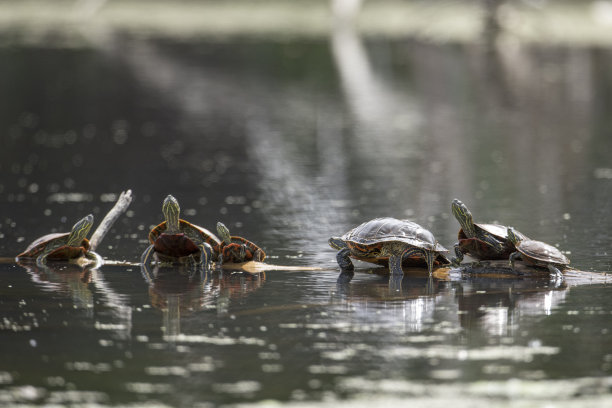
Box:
[1,29,612,407]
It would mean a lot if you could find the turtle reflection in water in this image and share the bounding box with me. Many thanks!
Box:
[141,195,219,267]
[507,227,570,277]
[17,214,101,267]
[329,217,450,275]
[451,199,527,266]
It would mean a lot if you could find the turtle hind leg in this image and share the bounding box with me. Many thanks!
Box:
[336,248,354,271]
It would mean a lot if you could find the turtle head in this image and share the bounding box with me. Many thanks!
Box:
[66,214,94,246]
[216,222,232,245]
[507,227,522,246]
[162,195,181,232]
[328,237,347,250]
[451,198,476,237]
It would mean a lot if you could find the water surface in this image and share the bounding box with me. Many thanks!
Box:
[1,22,611,407]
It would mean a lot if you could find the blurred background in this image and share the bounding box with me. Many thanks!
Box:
[0,0,611,270]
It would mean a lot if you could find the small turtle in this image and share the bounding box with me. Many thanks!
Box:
[507,227,570,276]
[329,217,449,275]
[17,214,99,267]
[141,195,219,266]
[216,222,266,263]
[451,198,527,265]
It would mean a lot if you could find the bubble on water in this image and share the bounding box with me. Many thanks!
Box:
[48,193,93,203]
[29,339,37,347]
[308,365,348,375]
[64,178,75,189]
[184,208,197,216]
[212,380,261,394]
[27,183,39,194]
[563,213,571,220]
[64,130,78,145]
[19,112,39,128]
[65,361,112,373]
[46,376,65,387]
[0,372,13,385]
[125,382,174,394]
[112,120,129,145]
[145,366,189,377]
[262,364,283,373]
[100,193,117,202]
[594,168,612,179]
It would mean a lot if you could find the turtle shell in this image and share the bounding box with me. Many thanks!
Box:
[220,236,266,263]
[341,217,449,267]
[457,223,527,260]
[516,239,570,267]
[149,219,222,261]
[17,233,90,261]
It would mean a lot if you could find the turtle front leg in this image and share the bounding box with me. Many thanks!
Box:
[197,243,214,269]
[547,264,564,279]
[451,243,464,267]
[508,251,522,273]
[140,244,155,265]
[388,254,404,276]
[84,251,104,268]
[36,253,49,268]
[336,248,354,271]
[35,245,56,267]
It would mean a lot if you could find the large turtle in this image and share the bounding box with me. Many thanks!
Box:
[507,227,570,276]
[328,217,450,275]
[216,222,266,263]
[141,195,220,266]
[451,198,527,265]
[17,214,99,266]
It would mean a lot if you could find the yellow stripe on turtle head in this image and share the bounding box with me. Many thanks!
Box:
[451,198,475,237]
[217,222,232,244]
[162,195,181,232]
[67,214,94,246]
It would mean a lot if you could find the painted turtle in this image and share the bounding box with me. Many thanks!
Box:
[17,214,99,266]
[141,195,220,266]
[328,217,450,275]
[451,198,527,265]
[216,222,266,263]
[507,227,570,276]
